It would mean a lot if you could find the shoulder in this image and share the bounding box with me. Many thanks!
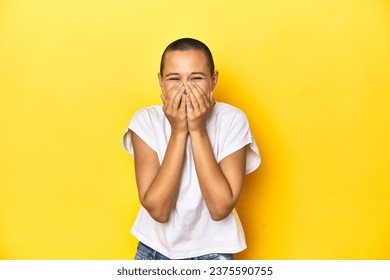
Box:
[125,105,165,135]
[214,102,246,115]
[133,105,164,119]
[124,105,164,155]
[130,105,164,124]
[212,102,248,123]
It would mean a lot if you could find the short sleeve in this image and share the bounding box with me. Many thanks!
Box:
[217,109,261,174]
[122,108,158,157]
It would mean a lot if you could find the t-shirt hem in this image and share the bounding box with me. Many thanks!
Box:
[131,228,246,260]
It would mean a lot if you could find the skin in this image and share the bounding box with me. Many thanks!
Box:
[131,49,247,222]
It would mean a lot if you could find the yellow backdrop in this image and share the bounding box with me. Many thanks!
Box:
[1,0,389,259]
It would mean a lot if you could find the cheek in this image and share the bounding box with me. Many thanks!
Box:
[162,81,177,93]
[194,81,211,94]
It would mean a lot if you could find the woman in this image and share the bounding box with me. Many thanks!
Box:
[123,38,260,260]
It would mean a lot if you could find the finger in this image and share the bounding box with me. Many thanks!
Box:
[166,82,181,99]
[187,82,207,108]
[163,84,179,112]
[186,84,200,110]
[161,86,166,96]
[186,94,193,113]
[189,81,207,96]
[160,93,168,110]
[179,89,186,112]
[192,82,210,105]
[172,84,185,109]
[160,93,167,103]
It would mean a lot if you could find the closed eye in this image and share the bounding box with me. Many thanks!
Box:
[191,76,204,80]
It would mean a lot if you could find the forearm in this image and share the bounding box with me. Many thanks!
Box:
[142,131,188,222]
[190,131,237,221]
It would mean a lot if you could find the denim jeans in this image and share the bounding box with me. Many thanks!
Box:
[134,242,233,260]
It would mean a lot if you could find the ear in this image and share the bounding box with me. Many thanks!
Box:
[211,70,219,90]
[158,73,163,91]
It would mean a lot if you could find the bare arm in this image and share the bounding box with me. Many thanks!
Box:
[190,132,247,221]
[186,82,247,221]
[132,83,188,223]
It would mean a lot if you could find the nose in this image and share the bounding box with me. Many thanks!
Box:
[182,80,190,93]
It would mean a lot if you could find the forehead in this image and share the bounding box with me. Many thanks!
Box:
[163,50,209,75]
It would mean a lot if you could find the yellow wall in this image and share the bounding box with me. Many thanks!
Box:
[1,0,389,259]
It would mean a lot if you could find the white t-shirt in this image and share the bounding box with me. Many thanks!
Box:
[123,102,261,259]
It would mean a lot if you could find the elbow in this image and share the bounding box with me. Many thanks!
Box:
[148,211,170,223]
[148,209,171,223]
[152,215,170,223]
[209,207,232,221]
[140,199,171,223]
[210,214,227,221]
[144,205,170,223]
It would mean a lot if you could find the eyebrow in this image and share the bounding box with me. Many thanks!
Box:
[166,73,180,77]
[165,72,207,77]
[190,72,207,76]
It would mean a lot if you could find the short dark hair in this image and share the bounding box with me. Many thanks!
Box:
[160,38,215,76]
